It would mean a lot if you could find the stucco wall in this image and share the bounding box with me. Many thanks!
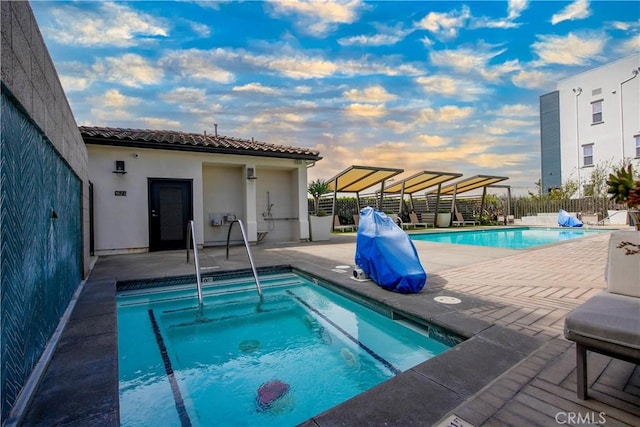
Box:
[88,144,310,253]
[557,55,640,196]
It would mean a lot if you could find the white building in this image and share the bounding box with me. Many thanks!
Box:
[82,126,321,254]
[540,54,640,196]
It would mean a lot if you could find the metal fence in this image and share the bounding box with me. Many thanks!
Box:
[310,195,628,225]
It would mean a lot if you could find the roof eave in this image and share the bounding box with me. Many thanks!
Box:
[83,137,322,161]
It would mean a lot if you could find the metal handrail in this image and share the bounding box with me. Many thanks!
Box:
[186,220,203,308]
[226,219,263,299]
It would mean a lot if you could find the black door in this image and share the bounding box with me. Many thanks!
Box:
[148,179,193,251]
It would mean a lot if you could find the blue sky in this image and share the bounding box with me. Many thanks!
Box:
[31,1,639,193]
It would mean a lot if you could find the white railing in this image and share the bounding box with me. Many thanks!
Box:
[226,219,263,299]
[186,220,203,308]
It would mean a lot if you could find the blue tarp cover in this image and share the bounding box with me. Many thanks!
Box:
[558,209,583,227]
[355,207,426,293]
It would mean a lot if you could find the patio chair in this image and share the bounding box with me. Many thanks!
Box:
[408,212,432,228]
[333,215,355,232]
[452,207,478,226]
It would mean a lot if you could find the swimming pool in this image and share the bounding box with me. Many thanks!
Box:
[117,271,453,426]
[410,227,611,249]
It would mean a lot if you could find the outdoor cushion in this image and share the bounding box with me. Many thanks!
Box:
[605,230,640,298]
[564,291,640,352]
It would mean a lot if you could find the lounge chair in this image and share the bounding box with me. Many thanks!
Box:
[333,215,355,232]
[408,212,432,228]
[452,207,478,226]
[564,231,640,399]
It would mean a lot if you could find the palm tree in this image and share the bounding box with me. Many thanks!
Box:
[607,164,640,230]
[308,179,331,216]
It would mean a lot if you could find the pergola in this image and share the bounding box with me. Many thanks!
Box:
[383,170,463,213]
[327,165,403,229]
[426,174,510,221]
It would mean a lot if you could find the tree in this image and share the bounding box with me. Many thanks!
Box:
[308,179,331,216]
[584,160,612,197]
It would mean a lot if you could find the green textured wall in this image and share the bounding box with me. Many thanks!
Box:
[1,93,82,421]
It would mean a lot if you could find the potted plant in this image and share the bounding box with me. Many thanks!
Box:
[604,164,639,296]
[606,164,640,230]
[308,179,332,241]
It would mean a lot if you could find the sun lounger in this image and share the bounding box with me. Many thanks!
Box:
[452,207,478,226]
[408,212,432,228]
[333,215,355,232]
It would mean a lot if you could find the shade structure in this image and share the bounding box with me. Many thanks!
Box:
[426,175,509,227]
[327,165,404,193]
[384,170,463,194]
[431,175,509,196]
[326,165,403,230]
[383,170,463,215]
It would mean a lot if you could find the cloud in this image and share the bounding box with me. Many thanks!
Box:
[417,134,449,147]
[232,83,280,94]
[242,47,422,79]
[496,104,538,117]
[343,85,396,103]
[95,54,164,87]
[88,89,142,123]
[160,49,235,83]
[384,120,415,134]
[338,23,413,47]
[551,0,591,25]
[416,75,490,101]
[338,33,402,47]
[101,89,140,109]
[160,87,207,104]
[414,5,471,40]
[420,105,474,123]
[189,21,211,38]
[531,32,606,66]
[343,103,387,119]
[268,0,365,36]
[428,45,521,82]
[471,0,529,29]
[58,75,91,92]
[619,35,640,54]
[507,0,529,20]
[141,117,181,129]
[511,69,555,89]
[45,2,168,47]
[241,110,306,134]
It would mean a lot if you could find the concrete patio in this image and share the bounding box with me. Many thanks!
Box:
[19,229,640,426]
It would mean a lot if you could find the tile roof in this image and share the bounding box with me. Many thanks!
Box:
[79,126,322,161]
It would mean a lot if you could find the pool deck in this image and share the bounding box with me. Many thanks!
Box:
[19,228,640,426]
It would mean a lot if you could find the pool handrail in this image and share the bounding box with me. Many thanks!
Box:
[226,219,263,299]
[186,220,204,308]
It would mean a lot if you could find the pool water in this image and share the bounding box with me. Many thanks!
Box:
[410,227,611,249]
[117,272,452,426]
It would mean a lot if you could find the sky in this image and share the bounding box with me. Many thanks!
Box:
[31,0,640,195]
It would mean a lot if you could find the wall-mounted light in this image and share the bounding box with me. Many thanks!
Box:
[246,167,257,180]
[113,160,127,175]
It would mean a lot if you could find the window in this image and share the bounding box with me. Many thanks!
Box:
[582,144,593,167]
[591,100,603,123]
[636,135,640,158]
